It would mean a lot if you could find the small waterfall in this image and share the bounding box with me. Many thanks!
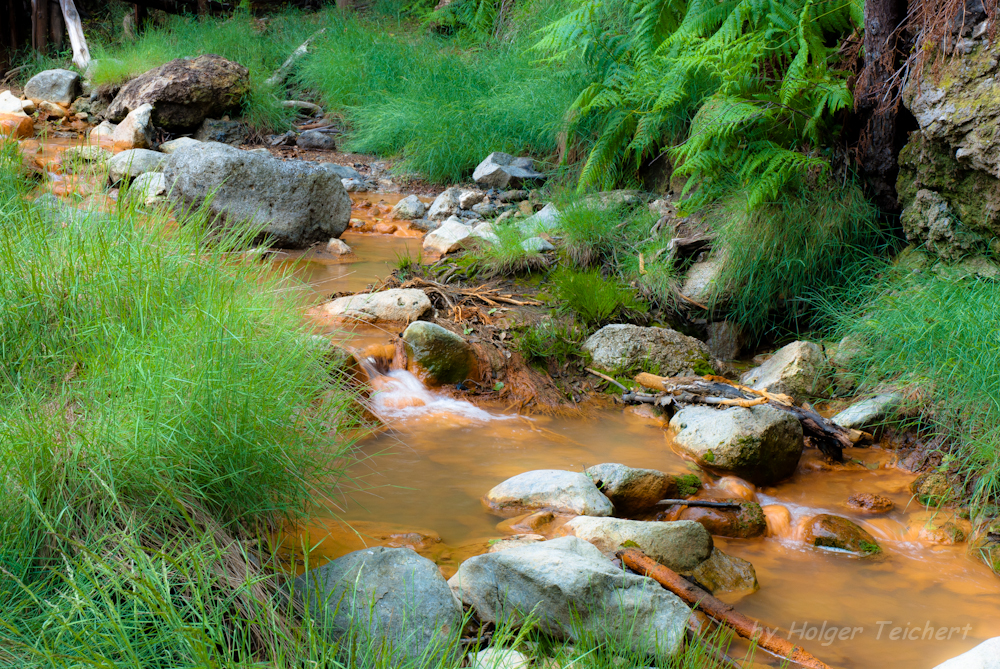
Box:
[355,349,505,424]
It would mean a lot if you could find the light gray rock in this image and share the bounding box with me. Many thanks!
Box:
[469,648,531,669]
[488,534,547,553]
[472,152,545,190]
[89,120,116,142]
[296,129,337,151]
[109,148,165,183]
[159,137,201,154]
[519,203,560,234]
[0,90,24,114]
[341,178,367,192]
[163,141,351,248]
[392,194,426,220]
[831,393,904,430]
[582,324,711,376]
[584,463,670,515]
[24,69,80,105]
[112,103,154,151]
[681,259,725,306]
[472,202,498,218]
[427,187,461,220]
[63,145,112,166]
[471,222,498,244]
[669,404,803,485]
[680,548,758,596]
[402,321,476,386]
[129,171,167,205]
[448,537,689,657]
[318,163,364,181]
[422,220,471,256]
[934,638,1000,669]
[902,188,987,261]
[739,340,830,400]
[459,190,485,209]
[317,288,432,324]
[295,546,462,666]
[325,238,353,255]
[521,236,554,252]
[561,517,712,571]
[484,470,613,517]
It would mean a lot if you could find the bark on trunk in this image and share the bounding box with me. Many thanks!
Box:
[856,0,908,211]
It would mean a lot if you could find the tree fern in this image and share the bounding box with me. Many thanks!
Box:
[538,0,864,210]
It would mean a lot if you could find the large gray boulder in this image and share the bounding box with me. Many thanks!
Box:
[316,288,432,324]
[473,152,545,190]
[484,470,613,517]
[427,187,461,221]
[403,321,476,386]
[739,340,829,400]
[24,69,80,105]
[163,142,351,248]
[448,537,689,657]
[584,463,670,515]
[106,55,250,131]
[934,638,1000,668]
[561,517,712,571]
[583,324,711,376]
[295,546,462,665]
[669,404,803,485]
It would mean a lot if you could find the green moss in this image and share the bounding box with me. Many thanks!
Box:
[859,540,882,555]
[673,474,703,497]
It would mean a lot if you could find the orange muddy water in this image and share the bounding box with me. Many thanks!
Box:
[21,136,1000,669]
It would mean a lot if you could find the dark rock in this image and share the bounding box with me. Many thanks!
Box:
[297,129,338,151]
[677,501,767,538]
[910,471,952,505]
[847,493,894,514]
[402,321,476,386]
[681,548,759,595]
[584,463,671,515]
[194,118,247,146]
[107,55,250,131]
[803,514,881,555]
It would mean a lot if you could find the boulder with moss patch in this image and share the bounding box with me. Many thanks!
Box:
[676,500,767,538]
[803,514,881,556]
[582,324,712,376]
[403,321,476,386]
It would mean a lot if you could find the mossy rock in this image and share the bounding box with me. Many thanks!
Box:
[402,321,477,386]
[969,517,1000,575]
[679,501,767,539]
[804,514,881,556]
[909,471,952,506]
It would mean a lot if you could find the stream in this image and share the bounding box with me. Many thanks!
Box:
[21,137,1000,669]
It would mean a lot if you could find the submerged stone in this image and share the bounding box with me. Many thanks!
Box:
[803,514,881,556]
[680,547,759,596]
[676,500,767,539]
[402,321,476,386]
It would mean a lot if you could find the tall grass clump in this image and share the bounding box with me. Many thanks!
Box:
[0,139,361,666]
[296,7,584,182]
[704,182,891,338]
[819,263,1000,507]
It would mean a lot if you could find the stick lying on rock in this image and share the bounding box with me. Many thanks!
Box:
[618,548,832,669]
[631,372,850,461]
[655,499,743,508]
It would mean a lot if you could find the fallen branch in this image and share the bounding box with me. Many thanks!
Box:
[281,100,324,117]
[266,28,326,87]
[585,368,629,392]
[655,499,743,508]
[59,0,91,70]
[618,548,831,669]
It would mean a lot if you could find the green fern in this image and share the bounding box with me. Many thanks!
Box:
[537,0,863,210]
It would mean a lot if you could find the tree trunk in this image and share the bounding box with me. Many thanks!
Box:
[59,0,90,69]
[33,0,49,53]
[49,0,64,51]
[855,0,908,212]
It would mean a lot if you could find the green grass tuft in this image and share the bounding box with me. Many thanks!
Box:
[548,266,649,327]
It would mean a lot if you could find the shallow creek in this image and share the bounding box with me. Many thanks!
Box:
[22,138,1000,668]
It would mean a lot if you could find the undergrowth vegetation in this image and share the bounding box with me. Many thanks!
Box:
[820,261,1000,508]
[0,140,361,666]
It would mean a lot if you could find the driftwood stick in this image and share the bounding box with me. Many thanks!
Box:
[59,0,90,70]
[266,28,326,87]
[655,499,743,508]
[282,100,324,117]
[618,548,831,669]
[585,368,629,392]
